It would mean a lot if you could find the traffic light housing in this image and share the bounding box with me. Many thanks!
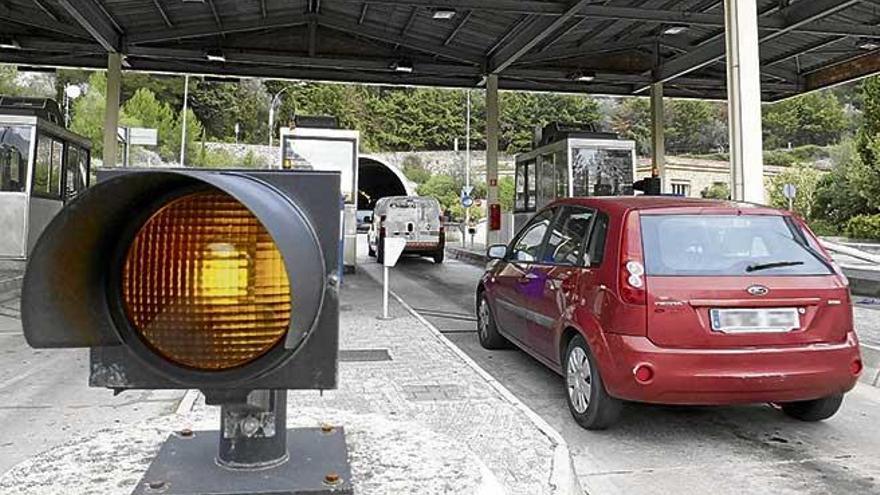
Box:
[22,169,340,399]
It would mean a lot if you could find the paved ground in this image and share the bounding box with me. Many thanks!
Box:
[0,287,183,475]
[854,297,880,347]
[359,242,880,495]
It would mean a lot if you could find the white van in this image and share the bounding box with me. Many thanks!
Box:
[367,196,445,264]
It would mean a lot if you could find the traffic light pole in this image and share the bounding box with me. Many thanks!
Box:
[218,390,289,468]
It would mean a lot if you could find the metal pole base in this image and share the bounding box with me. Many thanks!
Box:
[130,426,352,495]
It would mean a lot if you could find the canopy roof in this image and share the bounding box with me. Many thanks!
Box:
[2,0,880,100]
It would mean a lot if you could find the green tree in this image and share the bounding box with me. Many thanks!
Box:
[499,92,602,153]
[610,98,651,156]
[122,88,177,160]
[70,72,112,158]
[763,91,847,149]
[401,156,432,184]
[767,164,824,217]
[498,176,515,211]
[700,182,730,200]
[170,108,205,166]
[666,100,728,154]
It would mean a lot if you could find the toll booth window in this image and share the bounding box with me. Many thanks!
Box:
[65,145,88,201]
[539,154,556,207]
[515,162,527,211]
[527,160,537,210]
[33,134,63,199]
[0,125,30,193]
[555,150,568,199]
[572,147,634,197]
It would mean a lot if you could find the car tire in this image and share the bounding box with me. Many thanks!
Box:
[564,335,622,430]
[477,293,510,350]
[368,243,376,257]
[432,249,444,264]
[780,394,843,422]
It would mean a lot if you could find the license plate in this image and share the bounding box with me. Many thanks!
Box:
[710,308,800,333]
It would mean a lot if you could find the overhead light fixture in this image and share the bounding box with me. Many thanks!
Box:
[390,59,413,73]
[859,40,880,50]
[662,25,689,36]
[432,9,456,20]
[0,38,21,50]
[568,70,596,83]
[205,49,226,62]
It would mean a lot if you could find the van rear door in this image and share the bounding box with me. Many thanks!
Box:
[639,211,850,349]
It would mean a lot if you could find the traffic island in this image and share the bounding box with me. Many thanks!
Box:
[0,271,578,494]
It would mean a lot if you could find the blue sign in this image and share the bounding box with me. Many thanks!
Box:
[461,195,474,208]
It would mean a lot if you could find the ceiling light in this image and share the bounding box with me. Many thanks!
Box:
[0,38,20,50]
[859,40,880,50]
[391,59,413,73]
[568,71,596,83]
[663,25,689,36]
[432,9,456,20]
[205,49,226,62]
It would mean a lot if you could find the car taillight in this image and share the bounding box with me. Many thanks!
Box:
[439,216,445,233]
[620,211,646,305]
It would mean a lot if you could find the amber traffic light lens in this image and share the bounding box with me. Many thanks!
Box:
[122,190,291,370]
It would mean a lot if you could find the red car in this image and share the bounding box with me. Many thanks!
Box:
[477,197,862,429]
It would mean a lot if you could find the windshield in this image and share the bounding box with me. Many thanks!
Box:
[640,214,832,276]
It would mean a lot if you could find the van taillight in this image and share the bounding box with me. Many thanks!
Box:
[439,216,445,233]
[620,211,646,305]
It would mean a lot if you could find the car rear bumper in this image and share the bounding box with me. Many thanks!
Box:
[601,332,862,405]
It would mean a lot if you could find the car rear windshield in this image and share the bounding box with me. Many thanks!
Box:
[640,214,832,276]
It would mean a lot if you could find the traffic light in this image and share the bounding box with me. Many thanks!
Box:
[21,169,350,494]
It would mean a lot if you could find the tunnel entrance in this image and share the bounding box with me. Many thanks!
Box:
[357,157,410,211]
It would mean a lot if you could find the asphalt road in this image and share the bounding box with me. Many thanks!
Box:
[0,288,183,475]
[356,245,880,495]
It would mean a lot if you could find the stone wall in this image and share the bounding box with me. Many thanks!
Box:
[636,156,792,198]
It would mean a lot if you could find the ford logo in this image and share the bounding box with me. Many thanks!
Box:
[747,285,769,296]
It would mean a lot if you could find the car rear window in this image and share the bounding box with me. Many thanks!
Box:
[640,214,832,276]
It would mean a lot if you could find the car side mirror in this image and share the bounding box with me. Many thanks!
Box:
[487,244,508,260]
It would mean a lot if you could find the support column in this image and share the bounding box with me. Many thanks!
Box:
[102,53,122,168]
[724,0,765,203]
[486,74,500,246]
[650,82,666,193]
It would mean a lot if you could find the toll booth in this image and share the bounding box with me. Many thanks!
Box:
[513,123,636,232]
[0,97,91,261]
[279,117,359,272]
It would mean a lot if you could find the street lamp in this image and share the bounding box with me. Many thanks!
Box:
[63,84,81,128]
[268,85,299,147]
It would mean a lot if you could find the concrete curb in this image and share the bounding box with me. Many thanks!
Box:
[447,246,488,268]
[380,281,582,495]
[174,388,201,414]
[859,344,880,388]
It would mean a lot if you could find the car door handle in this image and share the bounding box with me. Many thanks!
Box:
[519,272,540,283]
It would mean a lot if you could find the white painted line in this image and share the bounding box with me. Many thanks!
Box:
[175,389,200,415]
[383,285,582,495]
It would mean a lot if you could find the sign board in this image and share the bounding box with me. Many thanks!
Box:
[461,185,474,197]
[782,183,797,199]
[117,127,158,146]
[382,237,407,267]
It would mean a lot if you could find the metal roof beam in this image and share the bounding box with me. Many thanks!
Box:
[0,3,85,38]
[128,16,308,44]
[651,0,860,85]
[804,51,880,91]
[31,0,58,22]
[443,10,471,46]
[316,11,483,65]
[489,0,591,73]
[205,0,223,30]
[57,0,122,52]
[152,0,173,28]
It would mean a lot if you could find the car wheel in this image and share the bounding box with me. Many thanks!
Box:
[368,243,376,257]
[477,293,509,350]
[432,249,444,264]
[780,394,843,422]
[565,335,622,430]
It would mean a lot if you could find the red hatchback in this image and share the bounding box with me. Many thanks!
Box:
[477,197,862,429]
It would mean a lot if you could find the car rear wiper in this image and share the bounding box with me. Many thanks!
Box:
[745,261,805,273]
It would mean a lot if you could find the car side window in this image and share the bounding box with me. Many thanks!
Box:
[586,211,609,267]
[511,209,554,262]
[544,206,595,266]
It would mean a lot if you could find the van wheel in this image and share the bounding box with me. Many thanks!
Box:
[780,394,843,422]
[368,243,376,257]
[565,335,622,430]
[477,294,509,350]
[432,249,444,264]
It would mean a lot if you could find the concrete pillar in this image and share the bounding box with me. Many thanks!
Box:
[650,82,666,193]
[486,74,500,245]
[102,52,122,168]
[724,0,765,203]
